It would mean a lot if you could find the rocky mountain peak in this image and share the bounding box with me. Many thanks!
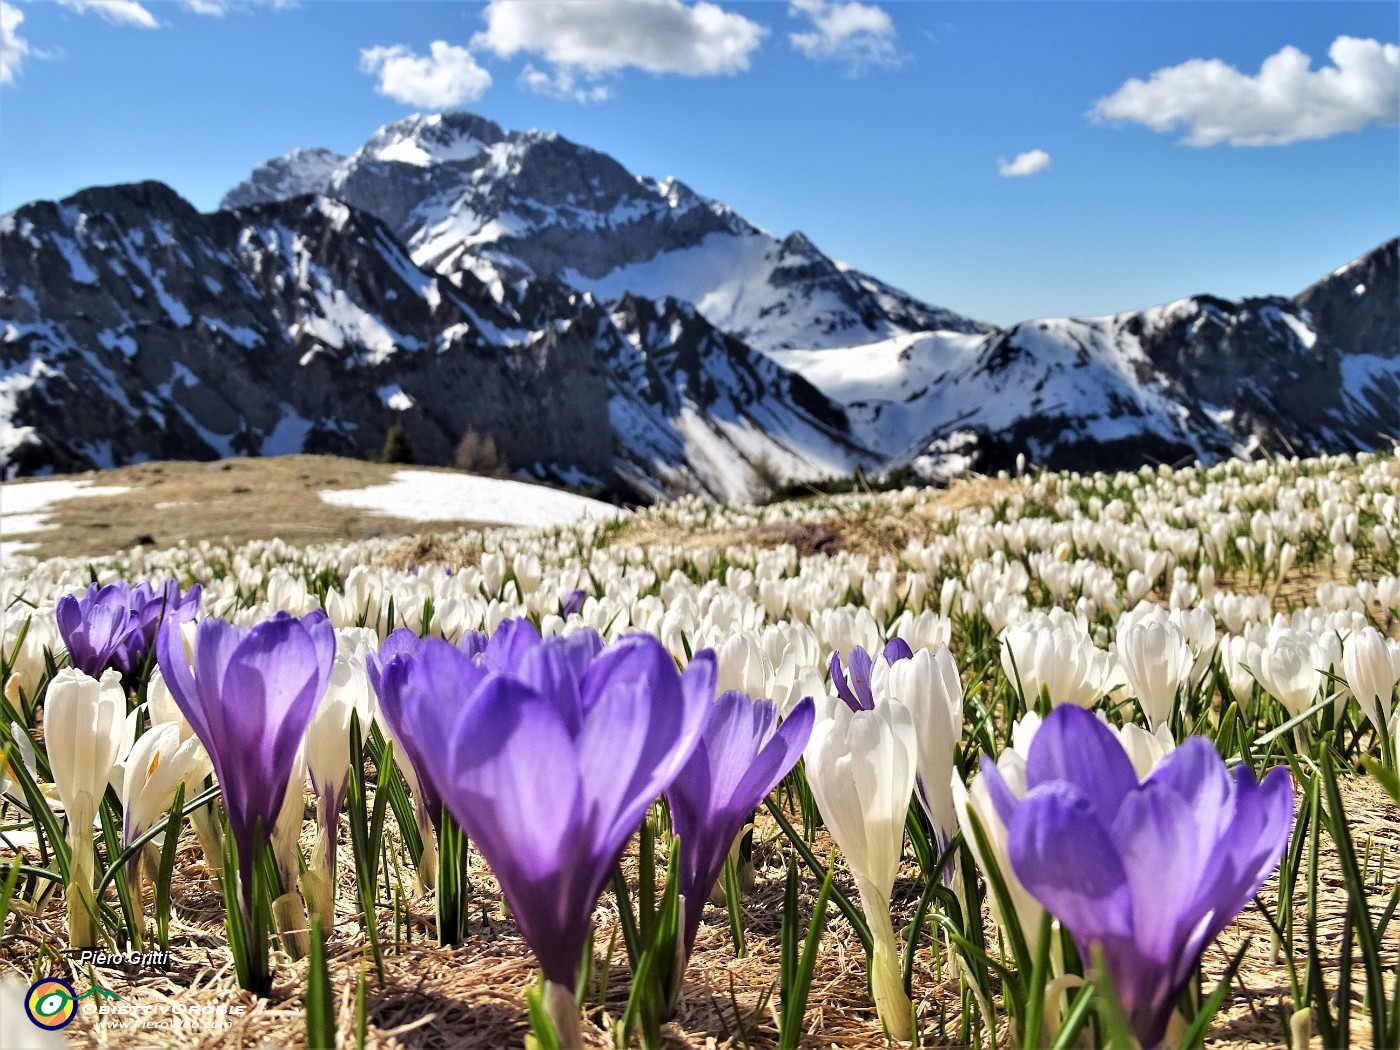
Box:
[219,148,345,211]
[1294,238,1398,358]
[353,110,506,169]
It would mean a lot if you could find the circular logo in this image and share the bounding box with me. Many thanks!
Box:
[25,979,77,1030]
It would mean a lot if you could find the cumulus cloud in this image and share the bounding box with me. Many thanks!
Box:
[56,0,159,29]
[359,41,493,109]
[788,0,899,72]
[1,1,30,84]
[998,149,1052,177]
[1092,35,1399,146]
[473,0,765,78]
[519,64,613,103]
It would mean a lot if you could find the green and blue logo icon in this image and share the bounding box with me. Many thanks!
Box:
[24,978,120,1030]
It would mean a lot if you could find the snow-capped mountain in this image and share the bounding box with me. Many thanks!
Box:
[0,181,871,498]
[2,106,1395,495]
[900,246,1400,476]
[222,111,988,354]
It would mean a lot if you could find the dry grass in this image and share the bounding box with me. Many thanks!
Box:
[615,476,1018,559]
[1,457,496,562]
[2,775,1393,1050]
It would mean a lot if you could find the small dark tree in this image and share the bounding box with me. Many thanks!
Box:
[454,426,506,475]
[379,422,416,464]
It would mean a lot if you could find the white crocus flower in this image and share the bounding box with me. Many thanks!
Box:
[1000,623,1110,709]
[1114,720,1178,779]
[46,668,127,948]
[1,722,39,805]
[805,696,916,1040]
[714,633,771,696]
[301,646,377,931]
[0,974,67,1048]
[1117,620,1193,730]
[118,722,212,931]
[952,721,1044,940]
[1252,631,1324,717]
[877,647,964,861]
[270,750,310,960]
[1343,626,1396,738]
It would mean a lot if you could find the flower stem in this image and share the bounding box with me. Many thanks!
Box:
[542,979,582,1050]
[858,877,911,1042]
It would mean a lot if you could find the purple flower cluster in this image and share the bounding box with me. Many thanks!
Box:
[372,618,814,994]
[58,580,200,679]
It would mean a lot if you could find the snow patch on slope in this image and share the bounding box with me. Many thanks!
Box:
[320,470,622,529]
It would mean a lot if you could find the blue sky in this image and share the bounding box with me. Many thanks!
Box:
[1,1,1395,326]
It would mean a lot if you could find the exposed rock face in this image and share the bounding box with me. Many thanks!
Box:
[908,240,1400,475]
[0,183,614,481]
[219,147,348,212]
[3,105,1395,492]
[597,294,870,502]
[222,110,991,352]
[0,180,869,498]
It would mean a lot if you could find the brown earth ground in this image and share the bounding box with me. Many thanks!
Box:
[0,457,498,562]
[0,777,1394,1049]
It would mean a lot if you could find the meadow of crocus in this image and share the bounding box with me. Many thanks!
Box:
[1,451,1397,1049]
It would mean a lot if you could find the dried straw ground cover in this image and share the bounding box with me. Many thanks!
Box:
[1,451,1398,1050]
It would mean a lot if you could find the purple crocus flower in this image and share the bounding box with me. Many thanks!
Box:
[379,631,713,992]
[155,610,335,914]
[985,706,1293,1050]
[111,580,201,677]
[373,619,604,838]
[56,584,134,678]
[666,691,814,965]
[560,588,587,618]
[830,639,913,711]
[58,580,200,679]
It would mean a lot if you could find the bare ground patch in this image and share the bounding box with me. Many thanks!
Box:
[0,457,495,563]
[614,476,1018,559]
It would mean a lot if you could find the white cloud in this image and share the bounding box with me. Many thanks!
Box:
[788,0,899,73]
[519,64,612,103]
[178,0,298,14]
[359,41,493,109]
[473,0,765,78]
[1092,36,1400,147]
[56,0,159,29]
[998,149,1051,177]
[1,1,30,84]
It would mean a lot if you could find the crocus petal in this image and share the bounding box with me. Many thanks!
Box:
[1142,737,1234,856]
[1024,705,1138,821]
[157,618,212,753]
[846,646,876,709]
[882,638,914,664]
[1193,765,1295,949]
[1007,781,1133,949]
[830,651,863,711]
[446,676,590,986]
[728,696,814,824]
[578,639,714,861]
[483,617,542,672]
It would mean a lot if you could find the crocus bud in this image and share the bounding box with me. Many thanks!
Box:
[46,668,127,947]
[1342,626,1395,735]
[1117,621,1193,730]
[805,696,916,1040]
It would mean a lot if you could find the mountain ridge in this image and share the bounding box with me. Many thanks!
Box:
[2,107,1396,492]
